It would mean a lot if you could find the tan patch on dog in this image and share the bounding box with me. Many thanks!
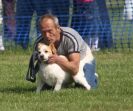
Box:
[49,44,57,54]
[38,43,57,55]
[38,43,43,50]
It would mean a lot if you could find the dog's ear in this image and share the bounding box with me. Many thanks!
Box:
[49,44,57,54]
[37,43,42,49]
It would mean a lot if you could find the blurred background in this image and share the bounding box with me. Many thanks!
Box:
[0,0,133,51]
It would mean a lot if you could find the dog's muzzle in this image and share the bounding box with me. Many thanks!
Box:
[38,55,49,64]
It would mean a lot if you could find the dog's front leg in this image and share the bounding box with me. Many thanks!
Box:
[36,79,44,93]
[54,80,63,91]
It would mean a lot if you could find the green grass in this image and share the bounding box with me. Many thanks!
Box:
[0,50,133,111]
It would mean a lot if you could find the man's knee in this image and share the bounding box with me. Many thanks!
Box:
[83,60,98,88]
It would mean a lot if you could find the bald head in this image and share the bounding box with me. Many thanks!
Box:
[39,14,59,28]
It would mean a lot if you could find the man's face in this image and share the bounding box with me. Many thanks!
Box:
[40,19,60,44]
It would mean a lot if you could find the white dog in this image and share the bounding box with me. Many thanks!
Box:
[36,43,94,93]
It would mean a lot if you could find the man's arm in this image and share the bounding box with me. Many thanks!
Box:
[48,53,80,76]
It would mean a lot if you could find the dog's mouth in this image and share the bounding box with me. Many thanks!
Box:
[38,55,49,63]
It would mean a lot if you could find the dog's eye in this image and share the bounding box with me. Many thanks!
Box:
[38,51,41,54]
[45,50,48,53]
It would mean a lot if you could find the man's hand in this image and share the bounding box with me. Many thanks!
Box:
[48,54,60,64]
[47,53,80,76]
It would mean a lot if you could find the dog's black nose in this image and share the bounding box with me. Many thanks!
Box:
[40,55,44,59]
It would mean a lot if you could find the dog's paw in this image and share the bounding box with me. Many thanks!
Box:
[73,74,91,91]
[85,85,91,91]
[36,86,42,93]
[54,83,62,91]
[53,89,60,92]
[36,89,41,93]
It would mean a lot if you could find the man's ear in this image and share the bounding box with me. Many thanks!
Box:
[56,25,61,31]
[49,44,57,54]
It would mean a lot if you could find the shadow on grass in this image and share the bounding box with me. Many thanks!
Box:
[0,86,36,94]
[0,84,59,94]
[0,83,87,94]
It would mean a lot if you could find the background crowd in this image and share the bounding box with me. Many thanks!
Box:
[1,0,132,51]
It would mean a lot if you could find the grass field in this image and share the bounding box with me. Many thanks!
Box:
[1,1,133,110]
[0,49,133,111]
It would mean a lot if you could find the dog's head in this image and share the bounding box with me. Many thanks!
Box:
[37,43,57,62]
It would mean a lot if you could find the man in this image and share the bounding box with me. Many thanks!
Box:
[2,0,16,40]
[123,0,133,20]
[0,0,5,51]
[96,0,113,48]
[29,14,98,88]
[72,0,100,50]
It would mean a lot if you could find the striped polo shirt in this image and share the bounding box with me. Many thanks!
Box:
[34,27,89,60]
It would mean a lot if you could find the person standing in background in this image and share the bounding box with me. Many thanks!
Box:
[0,0,5,51]
[72,0,100,51]
[2,0,16,40]
[123,0,133,20]
[72,0,113,49]
[96,0,113,48]
[15,0,69,49]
